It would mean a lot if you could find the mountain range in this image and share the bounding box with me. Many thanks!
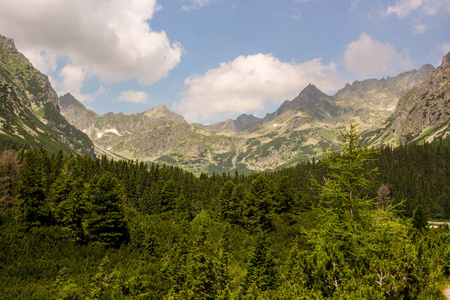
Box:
[1,33,448,174]
[58,55,448,174]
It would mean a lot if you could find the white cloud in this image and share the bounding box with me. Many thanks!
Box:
[383,0,450,17]
[0,0,182,86]
[384,0,423,17]
[442,43,450,54]
[118,90,149,104]
[20,48,58,74]
[173,53,347,123]
[56,64,105,103]
[413,24,427,34]
[59,64,87,95]
[344,33,412,80]
[181,0,217,10]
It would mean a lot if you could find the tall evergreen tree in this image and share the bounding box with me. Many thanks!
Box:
[160,179,178,213]
[242,234,278,294]
[16,150,51,228]
[217,180,235,221]
[243,174,275,232]
[85,172,128,248]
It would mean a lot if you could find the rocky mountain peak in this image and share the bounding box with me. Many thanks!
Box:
[144,105,187,124]
[0,35,16,49]
[59,93,85,110]
[287,83,336,117]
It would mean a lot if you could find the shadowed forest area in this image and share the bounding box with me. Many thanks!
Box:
[1,126,450,299]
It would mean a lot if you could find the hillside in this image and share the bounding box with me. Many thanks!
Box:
[367,52,450,145]
[0,35,94,156]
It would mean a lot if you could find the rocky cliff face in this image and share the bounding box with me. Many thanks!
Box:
[0,35,94,156]
[335,64,435,130]
[59,93,98,131]
[370,53,450,144]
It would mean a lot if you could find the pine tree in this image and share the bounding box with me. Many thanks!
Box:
[242,234,278,294]
[229,183,246,225]
[163,234,189,296]
[16,150,51,228]
[85,172,128,248]
[243,174,275,232]
[274,176,297,221]
[217,180,235,221]
[49,158,86,242]
[161,179,178,213]
[184,223,218,300]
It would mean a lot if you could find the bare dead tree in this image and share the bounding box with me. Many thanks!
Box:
[376,184,391,211]
[0,150,21,211]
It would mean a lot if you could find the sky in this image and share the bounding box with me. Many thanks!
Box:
[0,0,449,124]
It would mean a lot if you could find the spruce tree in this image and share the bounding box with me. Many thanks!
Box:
[217,180,235,221]
[85,172,128,248]
[160,179,178,213]
[16,150,51,228]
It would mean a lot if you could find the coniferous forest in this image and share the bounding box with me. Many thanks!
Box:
[1,126,450,299]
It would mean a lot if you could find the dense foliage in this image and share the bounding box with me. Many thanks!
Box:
[0,127,449,299]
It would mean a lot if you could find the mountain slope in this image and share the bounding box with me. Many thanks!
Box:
[334,64,435,130]
[0,35,94,156]
[368,52,450,145]
[59,93,98,131]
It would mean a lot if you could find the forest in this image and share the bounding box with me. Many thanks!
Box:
[0,125,450,299]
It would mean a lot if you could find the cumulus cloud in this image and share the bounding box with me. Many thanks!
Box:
[59,65,87,94]
[173,53,347,123]
[118,90,149,104]
[383,0,450,17]
[0,0,182,86]
[54,64,105,103]
[344,33,412,80]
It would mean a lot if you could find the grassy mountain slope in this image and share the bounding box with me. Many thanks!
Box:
[0,35,94,156]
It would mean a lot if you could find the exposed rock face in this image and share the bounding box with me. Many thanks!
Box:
[59,93,98,131]
[0,35,59,108]
[0,34,94,156]
[375,52,450,144]
[334,64,435,129]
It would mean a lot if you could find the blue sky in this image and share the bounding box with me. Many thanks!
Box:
[0,0,449,123]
